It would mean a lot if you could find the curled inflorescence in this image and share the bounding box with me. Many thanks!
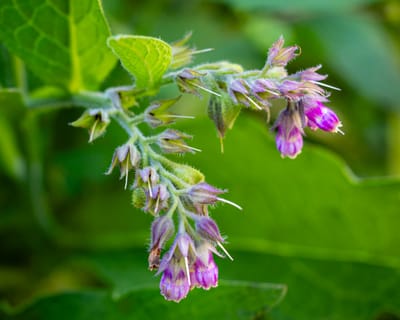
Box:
[71,36,342,302]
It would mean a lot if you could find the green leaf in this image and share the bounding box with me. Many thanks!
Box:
[77,248,400,320]
[220,251,400,320]
[212,0,381,13]
[304,14,400,107]
[0,0,117,91]
[3,281,286,320]
[107,35,172,88]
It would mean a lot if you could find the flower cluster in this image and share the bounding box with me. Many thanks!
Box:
[177,36,343,158]
[70,35,342,303]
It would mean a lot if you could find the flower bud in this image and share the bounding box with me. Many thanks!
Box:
[195,216,224,243]
[144,96,182,128]
[187,182,225,205]
[170,32,212,69]
[267,36,299,67]
[251,79,279,105]
[106,143,141,189]
[157,129,200,154]
[131,187,146,208]
[169,163,204,185]
[228,79,250,106]
[70,109,110,142]
[148,215,175,270]
[176,69,205,97]
[208,93,241,148]
[293,65,327,82]
[144,184,170,215]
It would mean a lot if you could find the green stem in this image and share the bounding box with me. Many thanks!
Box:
[13,56,27,96]
[24,112,56,237]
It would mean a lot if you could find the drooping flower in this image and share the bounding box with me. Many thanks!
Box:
[70,109,110,143]
[195,216,233,261]
[157,129,201,154]
[148,215,175,270]
[273,104,305,159]
[303,99,343,133]
[144,184,170,215]
[185,182,242,213]
[158,233,196,302]
[190,242,220,290]
[106,143,141,189]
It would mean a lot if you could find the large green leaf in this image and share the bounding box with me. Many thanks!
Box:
[2,281,286,320]
[107,35,172,88]
[304,14,400,107]
[211,0,380,13]
[75,248,400,320]
[0,0,117,91]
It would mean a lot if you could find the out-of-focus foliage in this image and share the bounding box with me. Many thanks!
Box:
[1,0,400,319]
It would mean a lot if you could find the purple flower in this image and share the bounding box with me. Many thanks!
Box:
[148,215,175,270]
[251,79,280,108]
[190,243,219,290]
[195,216,224,242]
[157,129,200,154]
[276,126,304,159]
[106,143,141,189]
[278,80,304,100]
[305,101,342,133]
[186,182,242,213]
[160,264,191,303]
[158,233,196,302]
[267,36,299,67]
[293,65,327,82]
[228,79,262,110]
[144,184,170,215]
[274,107,305,159]
[187,182,225,205]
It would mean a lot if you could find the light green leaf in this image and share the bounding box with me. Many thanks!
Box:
[212,0,381,13]
[2,281,286,320]
[0,0,117,91]
[304,14,400,107]
[107,35,172,88]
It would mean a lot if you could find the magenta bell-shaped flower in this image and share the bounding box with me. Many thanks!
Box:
[158,233,196,302]
[274,107,305,159]
[190,243,219,290]
[305,101,342,133]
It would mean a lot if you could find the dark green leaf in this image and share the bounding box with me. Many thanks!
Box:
[3,281,286,320]
[0,0,117,91]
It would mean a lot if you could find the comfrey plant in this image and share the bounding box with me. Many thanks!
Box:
[68,35,342,302]
[0,0,341,301]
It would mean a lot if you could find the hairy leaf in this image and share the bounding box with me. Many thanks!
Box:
[107,35,172,88]
[0,0,117,91]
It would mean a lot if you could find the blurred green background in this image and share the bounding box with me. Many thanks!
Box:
[1,0,400,319]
